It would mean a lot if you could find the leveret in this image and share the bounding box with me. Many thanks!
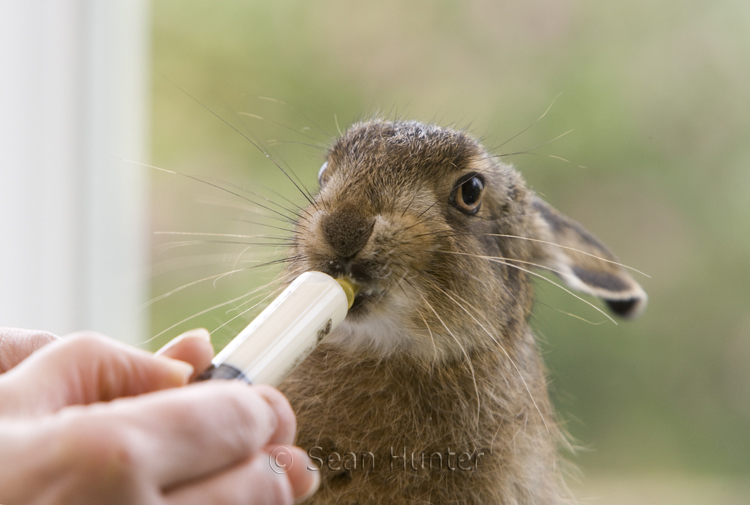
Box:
[278,120,646,504]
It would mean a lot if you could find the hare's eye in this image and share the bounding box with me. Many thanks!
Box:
[452,174,484,214]
[318,161,329,186]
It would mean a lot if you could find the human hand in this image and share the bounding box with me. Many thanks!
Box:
[0,327,59,374]
[0,328,319,505]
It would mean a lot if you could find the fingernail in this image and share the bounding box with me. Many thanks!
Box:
[297,461,321,503]
[159,357,194,382]
[178,328,211,342]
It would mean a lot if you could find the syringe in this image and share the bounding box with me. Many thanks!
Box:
[196,271,359,386]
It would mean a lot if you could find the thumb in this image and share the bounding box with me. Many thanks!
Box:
[0,328,59,373]
[0,332,193,417]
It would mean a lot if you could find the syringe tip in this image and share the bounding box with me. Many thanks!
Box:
[336,277,360,310]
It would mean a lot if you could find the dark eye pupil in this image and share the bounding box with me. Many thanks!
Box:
[461,177,483,205]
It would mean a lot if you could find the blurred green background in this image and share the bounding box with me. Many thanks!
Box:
[149,0,750,501]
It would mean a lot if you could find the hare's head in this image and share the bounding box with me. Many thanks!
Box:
[288,120,646,361]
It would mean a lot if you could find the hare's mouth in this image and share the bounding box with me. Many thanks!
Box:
[310,257,388,314]
[349,285,386,314]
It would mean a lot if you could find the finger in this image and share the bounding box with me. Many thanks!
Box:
[156,328,214,382]
[0,332,193,416]
[86,381,295,488]
[252,385,296,445]
[264,445,320,502]
[0,419,52,503]
[0,383,294,504]
[0,328,59,373]
[0,417,158,505]
[164,452,296,505]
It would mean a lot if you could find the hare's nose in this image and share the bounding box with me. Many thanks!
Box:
[321,208,375,260]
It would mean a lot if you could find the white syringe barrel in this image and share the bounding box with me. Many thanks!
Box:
[198,271,350,386]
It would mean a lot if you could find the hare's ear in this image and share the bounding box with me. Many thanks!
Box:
[530,195,647,319]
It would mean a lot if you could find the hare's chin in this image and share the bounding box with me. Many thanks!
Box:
[326,316,406,354]
[324,289,418,355]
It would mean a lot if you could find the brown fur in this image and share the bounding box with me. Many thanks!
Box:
[279,120,646,504]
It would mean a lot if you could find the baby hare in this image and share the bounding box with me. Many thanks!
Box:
[279,120,646,504]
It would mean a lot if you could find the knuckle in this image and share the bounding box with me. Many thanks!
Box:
[55,413,140,482]
[199,382,278,456]
[65,331,107,348]
[217,382,275,434]
[60,332,111,358]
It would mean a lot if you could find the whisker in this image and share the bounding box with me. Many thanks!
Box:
[497,129,574,158]
[442,251,617,325]
[225,279,286,315]
[194,196,296,225]
[416,309,440,362]
[264,138,328,151]
[136,281,278,346]
[162,78,318,208]
[232,245,257,271]
[156,239,295,249]
[400,200,441,234]
[257,96,333,140]
[433,285,550,433]
[154,231,286,240]
[436,251,569,277]
[418,292,481,422]
[484,234,650,277]
[411,229,472,240]
[151,253,271,277]
[545,306,606,325]
[156,240,203,253]
[200,175,310,220]
[333,113,343,136]
[535,153,586,169]
[479,150,587,169]
[229,218,295,234]
[400,179,427,219]
[142,269,249,310]
[204,105,317,205]
[210,286,285,335]
[141,258,292,310]
[210,255,298,288]
[490,93,562,151]
[123,159,301,222]
[237,111,328,146]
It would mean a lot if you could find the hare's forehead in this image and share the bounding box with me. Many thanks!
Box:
[329,124,482,173]
[333,162,460,194]
[333,143,490,181]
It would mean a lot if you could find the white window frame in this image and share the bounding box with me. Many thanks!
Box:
[0,0,150,345]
